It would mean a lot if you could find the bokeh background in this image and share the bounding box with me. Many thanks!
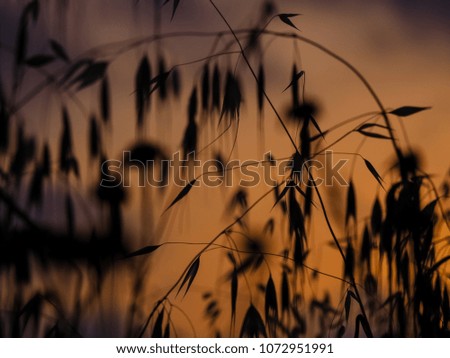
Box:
[0,0,449,337]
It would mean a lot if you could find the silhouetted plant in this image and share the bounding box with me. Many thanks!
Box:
[0,0,448,338]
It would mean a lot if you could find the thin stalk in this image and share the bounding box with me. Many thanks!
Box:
[259,29,404,174]
[139,183,280,337]
[208,0,298,152]
[209,0,374,336]
[310,180,373,337]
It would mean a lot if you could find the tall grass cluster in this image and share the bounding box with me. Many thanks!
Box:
[0,0,449,337]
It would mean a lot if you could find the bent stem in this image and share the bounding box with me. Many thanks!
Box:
[139,183,281,337]
[310,179,373,337]
[260,29,404,177]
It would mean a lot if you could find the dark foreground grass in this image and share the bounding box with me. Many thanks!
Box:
[0,0,449,337]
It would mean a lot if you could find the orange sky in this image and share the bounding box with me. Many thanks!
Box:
[0,0,449,337]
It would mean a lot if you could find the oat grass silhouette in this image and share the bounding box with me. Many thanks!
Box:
[0,0,448,337]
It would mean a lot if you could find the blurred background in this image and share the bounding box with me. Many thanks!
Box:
[0,0,449,337]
